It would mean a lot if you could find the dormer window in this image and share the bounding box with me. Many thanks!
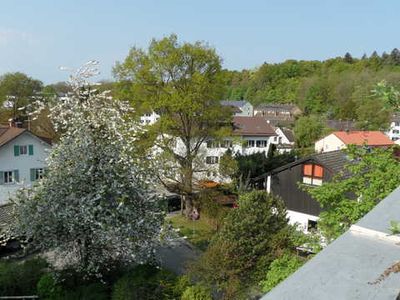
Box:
[302,164,324,186]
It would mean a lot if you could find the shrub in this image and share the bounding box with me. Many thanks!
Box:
[181,285,212,300]
[260,253,304,293]
[61,283,108,300]
[0,257,48,296]
[111,264,177,300]
[37,274,62,299]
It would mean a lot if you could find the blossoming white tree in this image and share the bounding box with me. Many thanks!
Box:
[12,61,165,277]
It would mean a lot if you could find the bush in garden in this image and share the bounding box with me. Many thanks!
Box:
[111,264,178,300]
[0,257,48,296]
[181,284,213,300]
[260,252,305,292]
[37,273,63,299]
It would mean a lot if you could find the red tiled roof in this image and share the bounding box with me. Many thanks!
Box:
[333,131,394,146]
[233,116,276,136]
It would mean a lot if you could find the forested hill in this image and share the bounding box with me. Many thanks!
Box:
[222,49,400,121]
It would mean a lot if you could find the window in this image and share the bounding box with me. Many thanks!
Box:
[246,140,255,148]
[393,137,399,141]
[1,170,18,184]
[31,168,44,181]
[206,140,219,148]
[14,145,33,156]
[393,129,400,134]
[302,164,324,186]
[221,140,233,148]
[206,156,219,164]
[19,145,27,155]
[256,140,267,148]
[307,219,318,231]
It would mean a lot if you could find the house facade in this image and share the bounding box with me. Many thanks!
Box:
[315,131,394,153]
[385,114,400,142]
[252,151,349,232]
[272,127,295,153]
[254,103,301,126]
[0,126,51,205]
[202,116,277,181]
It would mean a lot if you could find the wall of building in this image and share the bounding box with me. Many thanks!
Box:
[315,134,345,153]
[385,121,400,142]
[270,162,329,217]
[0,132,50,204]
[286,209,319,233]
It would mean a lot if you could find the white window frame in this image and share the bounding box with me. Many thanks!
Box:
[206,156,219,164]
[19,145,28,155]
[3,171,14,184]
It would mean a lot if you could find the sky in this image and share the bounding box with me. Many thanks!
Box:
[0,0,399,84]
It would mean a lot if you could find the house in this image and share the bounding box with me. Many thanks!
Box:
[254,103,301,126]
[271,127,295,153]
[0,126,51,205]
[203,116,277,180]
[220,100,254,117]
[140,111,160,125]
[385,114,400,142]
[326,119,357,131]
[252,150,350,232]
[262,186,400,300]
[315,131,394,153]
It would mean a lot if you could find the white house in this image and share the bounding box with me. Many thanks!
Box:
[385,115,400,142]
[140,111,160,125]
[220,100,254,117]
[272,127,295,153]
[0,126,51,205]
[202,116,277,181]
[315,131,394,153]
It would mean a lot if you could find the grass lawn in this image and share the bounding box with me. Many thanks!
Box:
[168,214,216,251]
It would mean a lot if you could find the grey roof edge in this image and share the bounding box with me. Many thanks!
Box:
[262,186,400,300]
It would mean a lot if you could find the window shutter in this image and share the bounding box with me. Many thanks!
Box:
[28,145,34,155]
[314,165,324,178]
[30,169,36,182]
[303,164,313,176]
[13,170,19,182]
[0,172,3,185]
[14,145,19,156]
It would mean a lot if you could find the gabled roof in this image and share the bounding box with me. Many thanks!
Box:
[262,186,400,300]
[220,100,250,108]
[233,116,276,136]
[0,126,52,148]
[255,103,300,112]
[0,126,27,148]
[281,128,295,143]
[252,150,349,181]
[331,131,394,146]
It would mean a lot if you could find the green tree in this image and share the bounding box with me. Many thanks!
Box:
[293,115,328,148]
[192,191,293,298]
[113,34,231,218]
[0,72,43,123]
[305,146,400,242]
[259,252,305,293]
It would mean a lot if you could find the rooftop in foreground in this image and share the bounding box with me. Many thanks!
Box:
[262,186,400,300]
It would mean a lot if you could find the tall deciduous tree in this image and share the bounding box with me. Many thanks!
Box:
[113,35,231,217]
[0,72,43,123]
[12,62,164,277]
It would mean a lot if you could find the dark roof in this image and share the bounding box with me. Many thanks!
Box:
[252,150,349,181]
[255,103,300,111]
[233,116,276,136]
[281,128,295,143]
[220,100,250,108]
[262,186,400,300]
[326,119,358,131]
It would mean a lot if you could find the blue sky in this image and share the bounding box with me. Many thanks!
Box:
[0,0,399,83]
